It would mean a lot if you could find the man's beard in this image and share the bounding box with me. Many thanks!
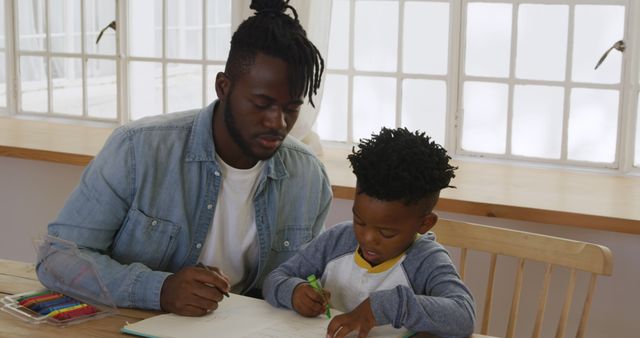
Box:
[223,99,276,162]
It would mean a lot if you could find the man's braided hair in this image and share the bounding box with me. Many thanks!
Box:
[225,0,324,107]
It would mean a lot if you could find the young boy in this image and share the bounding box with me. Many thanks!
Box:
[263,127,476,338]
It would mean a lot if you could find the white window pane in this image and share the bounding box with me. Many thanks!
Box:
[572,5,624,84]
[20,56,48,113]
[403,2,449,75]
[129,61,162,120]
[18,0,45,51]
[568,88,619,163]
[50,0,81,53]
[636,93,640,167]
[51,57,82,116]
[0,0,5,49]
[401,79,446,146]
[206,0,231,60]
[512,85,564,159]
[353,76,396,142]
[317,74,348,142]
[129,0,162,58]
[167,0,202,60]
[87,59,117,119]
[327,0,349,69]
[206,65,225,104]
[516,4,569,81]
[167,63,202,113]
[465,3,512,78]
[354,1,398,72]
[85,0,116,55]
[461,81,508,154]
[0,53,6,107]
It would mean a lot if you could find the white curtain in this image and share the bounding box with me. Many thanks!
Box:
[235,0,333,154]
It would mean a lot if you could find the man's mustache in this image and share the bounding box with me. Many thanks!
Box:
[257,130,286,140]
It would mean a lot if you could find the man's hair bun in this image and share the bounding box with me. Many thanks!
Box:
[250,0,289,15]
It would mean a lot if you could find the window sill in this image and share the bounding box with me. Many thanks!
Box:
[2,116,640,234]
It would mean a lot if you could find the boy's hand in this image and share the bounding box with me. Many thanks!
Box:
[326,298,376,338]
[160,266,230,316]
[292,283,332,317]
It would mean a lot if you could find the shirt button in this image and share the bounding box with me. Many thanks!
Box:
[283,240,290,247]
[207,204,213,210]
[214,171,220,176]
[151,220,158,226]
[196,243,202,249]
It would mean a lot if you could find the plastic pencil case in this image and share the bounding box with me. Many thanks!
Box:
[1,288,115,326]
[0,235,118,326]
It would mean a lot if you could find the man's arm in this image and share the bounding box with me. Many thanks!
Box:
[36,127,170,310]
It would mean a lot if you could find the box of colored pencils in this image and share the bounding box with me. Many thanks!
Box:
[1,288,115,326]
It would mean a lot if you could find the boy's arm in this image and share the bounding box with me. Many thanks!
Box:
[263,255,311,310]
[369,250,476,337]
[263,224,346,309]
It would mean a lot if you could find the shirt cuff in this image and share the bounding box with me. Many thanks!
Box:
[132,270,172,310]
[370,288,400,326]
[277,277,307,309]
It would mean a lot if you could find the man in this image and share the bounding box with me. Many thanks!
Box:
[36,0,332,317]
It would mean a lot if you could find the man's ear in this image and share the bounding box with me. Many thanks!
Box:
[418,212,438,234]
[215,72,231,101]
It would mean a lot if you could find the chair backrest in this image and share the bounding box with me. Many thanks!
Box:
[431,219,613,338]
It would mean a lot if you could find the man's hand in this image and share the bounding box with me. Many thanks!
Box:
[160,266,230,316]
[292,283,332,317]
[326,298,376,338]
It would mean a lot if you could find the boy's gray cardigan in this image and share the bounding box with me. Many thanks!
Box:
[263,222,476,338]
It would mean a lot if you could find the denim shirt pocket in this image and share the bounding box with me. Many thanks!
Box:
[112,208,181,270]
[271,225,313,252]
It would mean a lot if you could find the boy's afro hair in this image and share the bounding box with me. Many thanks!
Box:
[348,127,457,204]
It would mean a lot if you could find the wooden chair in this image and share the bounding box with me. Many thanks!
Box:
[431,219,613,338]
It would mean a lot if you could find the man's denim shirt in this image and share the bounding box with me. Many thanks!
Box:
[36,101,333,310]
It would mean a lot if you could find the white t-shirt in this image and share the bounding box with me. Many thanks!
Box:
[198,155,264,293]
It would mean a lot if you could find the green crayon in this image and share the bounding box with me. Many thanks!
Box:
[307,274,331,319]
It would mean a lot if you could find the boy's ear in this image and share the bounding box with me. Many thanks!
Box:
[215,72,231,100]
[417,212,438,234]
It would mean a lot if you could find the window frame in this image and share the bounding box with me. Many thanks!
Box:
[0,0,236,125]
[2,0,639,174]
[456,0,634,171]
[5,0,123,123]
[318,0,640,174]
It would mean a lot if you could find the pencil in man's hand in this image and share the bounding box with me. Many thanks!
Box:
[196,263,230,298]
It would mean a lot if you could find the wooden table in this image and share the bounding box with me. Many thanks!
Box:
[0,259,496,338]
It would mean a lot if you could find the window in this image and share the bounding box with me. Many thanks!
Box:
[2,0,638,173]
[128,0,230,119]
[316,0,640,172]
[0,0,6,107]
[317,0,451,146]
[1,0,231,123]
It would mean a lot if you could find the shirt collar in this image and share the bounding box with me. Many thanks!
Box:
[354,246,406,273]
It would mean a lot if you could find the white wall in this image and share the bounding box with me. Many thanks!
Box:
[0,157,84,262]
[1,156,639,337]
